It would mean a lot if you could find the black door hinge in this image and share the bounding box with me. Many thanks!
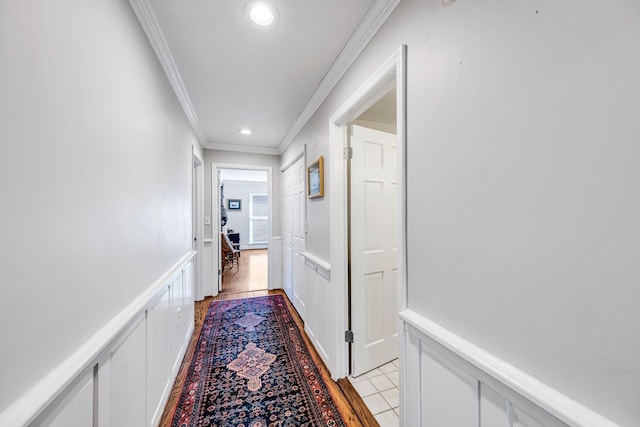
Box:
[345,330,354,343]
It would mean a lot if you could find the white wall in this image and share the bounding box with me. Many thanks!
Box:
[223,179,268,249]
[0,0,201,419]
[282,0,640,424]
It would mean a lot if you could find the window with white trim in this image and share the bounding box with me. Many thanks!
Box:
[249,194,268,244]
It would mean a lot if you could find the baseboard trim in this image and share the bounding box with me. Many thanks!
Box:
[0,251,197,427]
[399,309,619,427]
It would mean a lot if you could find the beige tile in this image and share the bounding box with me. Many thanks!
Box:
[386,371,399,387]
[379,361,398,374]
[370,374,395,392]
[348,375,367,384]
[381,387,399,408]
[363,393,391,415]
[392,359,399,368]
[352,378,378,397]
[375,409,399,427]
[365,368,384,379]
[393,408,399,417]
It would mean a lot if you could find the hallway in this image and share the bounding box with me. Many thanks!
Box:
[3,1,638,425]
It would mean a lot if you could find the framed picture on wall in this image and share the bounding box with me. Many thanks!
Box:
[308,156,324,199]
[228,199,241,210]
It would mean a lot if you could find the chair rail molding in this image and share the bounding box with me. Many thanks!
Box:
[301,251,331,274]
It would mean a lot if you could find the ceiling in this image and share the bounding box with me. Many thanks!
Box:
[131,0,400,155]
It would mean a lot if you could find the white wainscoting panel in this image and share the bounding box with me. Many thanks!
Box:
[481,383,510,427]
[400,309,618,427]
[269,236,282,290]
[110,316,147,427]
[293,250,307,320]
[314,268,333,368]
[12,253,196,427]
[178,262,195,362]
[31,370,93,427]
[147,286,171,426]
[303,260,317,343]
[420,341,479,426]
[301,253,334,374]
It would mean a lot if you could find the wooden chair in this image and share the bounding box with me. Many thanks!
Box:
[221,232,240,271]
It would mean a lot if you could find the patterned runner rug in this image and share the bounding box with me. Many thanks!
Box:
[171,295,346,426]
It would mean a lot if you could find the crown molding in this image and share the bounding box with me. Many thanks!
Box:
[277,0,402,154]
[129,0,207,145]
[204,141,280,156]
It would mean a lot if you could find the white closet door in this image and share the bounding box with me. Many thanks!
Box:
[282,156,306,314]
[350,125,399,376]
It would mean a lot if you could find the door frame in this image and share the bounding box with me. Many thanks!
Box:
[193,148,205,301]
[328,45,407,379]
[212,163,274,293]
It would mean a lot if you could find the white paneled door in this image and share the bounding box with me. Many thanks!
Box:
[282,156,307,317]
[350,125,399,377]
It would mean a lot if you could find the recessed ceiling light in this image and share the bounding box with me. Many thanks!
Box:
[239,128,252,135]
[248,2,276,26]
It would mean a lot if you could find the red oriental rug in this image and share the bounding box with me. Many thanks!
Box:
[170,295,346,426]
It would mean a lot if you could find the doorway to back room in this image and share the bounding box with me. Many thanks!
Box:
[218,168,269,294]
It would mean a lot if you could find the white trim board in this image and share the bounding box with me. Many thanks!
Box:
[399,309,619,427]
[328,45,407,381]
[301,252,331,273]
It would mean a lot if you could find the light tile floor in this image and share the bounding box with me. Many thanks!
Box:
[349,359,399,427]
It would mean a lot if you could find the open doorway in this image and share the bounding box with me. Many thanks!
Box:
[348,86,399,377]
[214,166,271,294]
[328,46,407,424]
